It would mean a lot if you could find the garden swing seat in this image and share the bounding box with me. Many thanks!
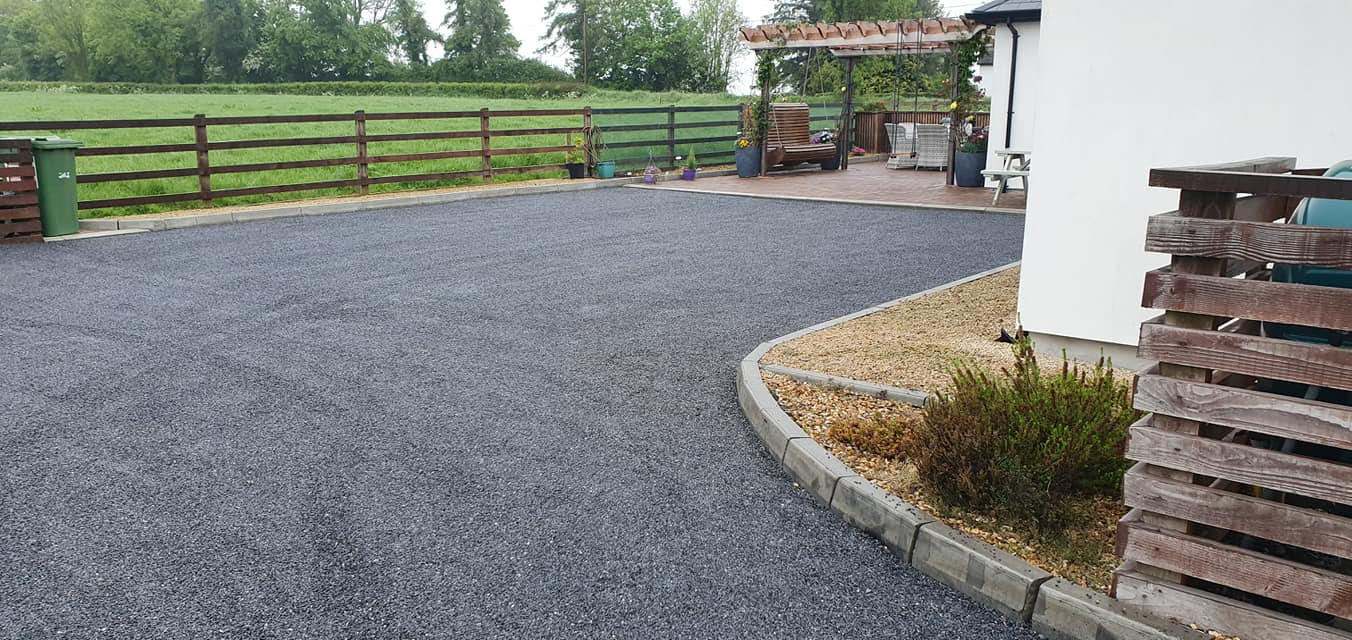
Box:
[765,104,837,168]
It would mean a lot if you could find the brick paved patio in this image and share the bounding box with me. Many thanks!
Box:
[643,159,1026,212]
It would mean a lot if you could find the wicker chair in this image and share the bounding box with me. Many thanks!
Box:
[914,124,949,170]
[884,122,916,169]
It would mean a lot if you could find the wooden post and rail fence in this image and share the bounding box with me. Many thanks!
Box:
[1115,157,1352,640]
[0,103,981,218]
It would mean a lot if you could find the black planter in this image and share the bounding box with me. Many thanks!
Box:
[735,146,761,178]
[565,163,585,179]
[819,148,842,171]
[954,151,987,187]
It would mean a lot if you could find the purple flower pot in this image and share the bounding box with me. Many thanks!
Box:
[682,168,697,181]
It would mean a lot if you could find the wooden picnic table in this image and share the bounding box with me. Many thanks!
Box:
[983,149,1031,205]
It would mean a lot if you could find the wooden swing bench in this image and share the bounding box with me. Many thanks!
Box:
[764,103,837,168]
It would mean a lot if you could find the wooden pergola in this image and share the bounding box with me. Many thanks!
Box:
[738,18,979,180]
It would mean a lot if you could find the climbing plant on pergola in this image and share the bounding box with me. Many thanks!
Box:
[739,18,980,182]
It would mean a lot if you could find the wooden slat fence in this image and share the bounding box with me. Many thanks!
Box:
[1113,157,1352,640]
[592,103,843,171]
[0,108,593,213]
[0,139,42,243]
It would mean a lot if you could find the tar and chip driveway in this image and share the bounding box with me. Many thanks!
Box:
[0,189,1031,638]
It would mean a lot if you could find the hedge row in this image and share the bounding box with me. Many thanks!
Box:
[0,81,595,100]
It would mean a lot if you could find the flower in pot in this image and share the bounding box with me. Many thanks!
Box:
[564,134,586,179]
[734,135,761,179]
[681,150,697,181]
[954,126,989,188]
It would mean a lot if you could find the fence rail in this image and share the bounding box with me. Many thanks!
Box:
[0,108,594,212]
[1114,157,1352,640]
[0,102,964,214]
[0,139,41,243]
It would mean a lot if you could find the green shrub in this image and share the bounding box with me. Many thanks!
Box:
[904,337,1140,522]
[828,412,914,459]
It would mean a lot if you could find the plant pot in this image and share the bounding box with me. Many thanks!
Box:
[954,151,987,187]
[682,168,697,181]
[565,162,585,179]
[596,161,615,179]
[643,172,658,184]
[735,146,761,178]
[819,148,842,171]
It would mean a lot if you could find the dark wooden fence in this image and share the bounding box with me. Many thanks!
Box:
[0,139,41,243]
[1114,157,1352,640]
[854,111,992,154]
[591,104,841,171]
[0,103,965,215]
[0,109,593,213]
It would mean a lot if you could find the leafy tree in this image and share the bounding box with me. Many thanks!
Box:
[542,0,697,92]
[443,0,518,65]
[685,0,744,93]
[389,0,437,65]
[87,0,200,83]
[202,0,261,81]
[250,0,392,81]
[26,0,92,80]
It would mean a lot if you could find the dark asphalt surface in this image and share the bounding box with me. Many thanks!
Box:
[1,188,1030,639]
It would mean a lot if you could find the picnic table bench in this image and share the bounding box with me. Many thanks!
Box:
[981,149,1030,205]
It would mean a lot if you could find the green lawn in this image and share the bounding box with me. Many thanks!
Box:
[0,89,941,217]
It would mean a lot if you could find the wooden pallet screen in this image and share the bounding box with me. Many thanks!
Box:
[1114,157,1352,640]
[0,139,42,244]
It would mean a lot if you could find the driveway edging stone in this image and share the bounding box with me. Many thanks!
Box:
[734,261,1208,640]
[78,169,740,234]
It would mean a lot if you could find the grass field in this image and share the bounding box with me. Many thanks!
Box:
[0,89,944,217]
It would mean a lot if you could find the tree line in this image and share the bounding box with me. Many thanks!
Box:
[0,0,746,92]
[0,0,955,97]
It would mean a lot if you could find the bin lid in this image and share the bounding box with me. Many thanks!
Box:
[31,137,84,150]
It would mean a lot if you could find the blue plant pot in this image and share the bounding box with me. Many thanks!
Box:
[954,151,987,187]
[735,146,761,178]
[596,161,615,179]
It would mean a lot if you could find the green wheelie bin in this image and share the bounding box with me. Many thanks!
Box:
[30,137,84,237]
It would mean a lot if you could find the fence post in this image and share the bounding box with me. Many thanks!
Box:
[480,108,492,184]
[582,106,594,177]
[354,110,369,196]
[193,114,211,206]
[666,106,676,169]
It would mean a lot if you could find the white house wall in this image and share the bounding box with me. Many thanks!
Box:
[982,21,1039,181]
[1018,0,1352,348]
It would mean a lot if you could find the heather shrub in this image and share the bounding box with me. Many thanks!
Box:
[827,411,914,459]
[904,337,1140,522]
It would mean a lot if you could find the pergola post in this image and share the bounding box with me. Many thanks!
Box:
[758,50,771,177]
[841,56,855,171]
[946,54,958,186]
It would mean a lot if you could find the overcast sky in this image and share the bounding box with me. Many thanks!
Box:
[420,0,970,93]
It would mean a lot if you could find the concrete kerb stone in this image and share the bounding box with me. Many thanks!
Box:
[830,476,934,563]
[71,170,740,236]
[1032,579,1210,640]
[734,260,1205,639]
[911,520,1052,622]
[781,437,857,506]
[761,363,934,408]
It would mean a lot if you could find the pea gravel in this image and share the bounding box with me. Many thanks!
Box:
[0,188,1030,639]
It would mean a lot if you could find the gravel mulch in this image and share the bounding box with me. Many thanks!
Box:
[763,374,1123,593]
[763,266,1023,393]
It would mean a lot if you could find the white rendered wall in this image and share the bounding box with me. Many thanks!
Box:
[1018,0,1352,348]
[982,21,1039,178]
